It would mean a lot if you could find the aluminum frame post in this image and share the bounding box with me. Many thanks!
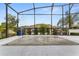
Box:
[5,3,8,38]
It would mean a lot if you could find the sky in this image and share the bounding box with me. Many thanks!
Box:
[0,3,79,26]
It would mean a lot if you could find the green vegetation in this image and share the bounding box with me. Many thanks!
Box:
[0,13,79,37]
[27,28,31,35]
[71,33,79,35]
[25,24,51,35]
[57,15,73,28]
[0,14,17,39]
[35,24,50,35]
[53,28,57,35]
[57,14,79,35]
[46,28,50,35]
[34,28,38,35]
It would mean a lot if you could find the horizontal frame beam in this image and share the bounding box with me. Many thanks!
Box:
[19,13,79,15]
[19,14,68,15]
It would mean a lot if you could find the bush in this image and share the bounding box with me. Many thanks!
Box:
[70,33,79,35]
[39,27,45,35]
[27,28,31,35]
[34,28,38,35]
[53,28,57,35]
[46,28,50,35]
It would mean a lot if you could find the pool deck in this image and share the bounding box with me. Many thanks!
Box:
[0,35,79,56]
[0,45,79,56]
[4,35,79,45]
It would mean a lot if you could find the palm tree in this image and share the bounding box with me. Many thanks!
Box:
[65,15,73,28]
[57,15,73,29]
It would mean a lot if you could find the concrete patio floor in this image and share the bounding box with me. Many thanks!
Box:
[4,35,79,46]
[0,35,79,56]
[0,45,79,56]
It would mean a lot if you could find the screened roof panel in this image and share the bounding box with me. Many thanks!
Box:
[35,3,52,8]
[0,3,5,23]
[63,5,69,14]
[71,4,79,13]
[35,15,51,24]
[35,7,51,14]
[52,7,62,14]
[8,3,70,14]
[19,15,34,26]
[9,3,33,12]
[54,3,68,6]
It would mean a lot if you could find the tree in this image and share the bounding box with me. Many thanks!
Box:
[0,25,6,38]
[65,15,73,28]
[27,28,31,35]
[34,28,38,35]
[46,28,50,35]
[57,15,73,28]
[38,24,50,35]
[40,26,45,35]
[30,24,50,35]
[0,14,17,38]
[7,14,17,31]
[0,25,3,38]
